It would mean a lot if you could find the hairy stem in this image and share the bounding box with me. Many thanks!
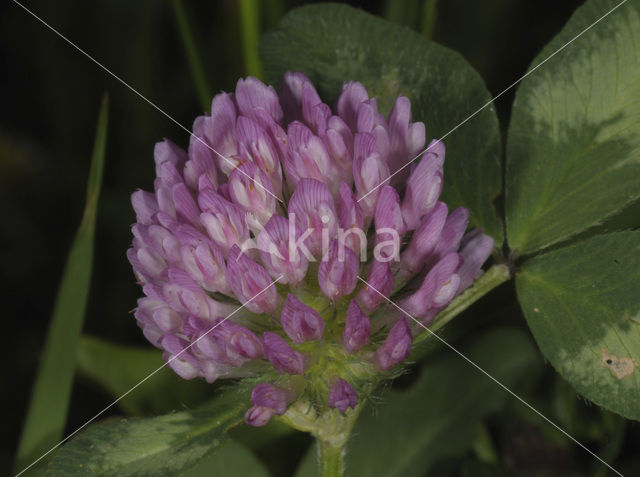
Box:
[317,439,345,477]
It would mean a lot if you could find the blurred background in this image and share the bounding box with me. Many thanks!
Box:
[2,0,637,475]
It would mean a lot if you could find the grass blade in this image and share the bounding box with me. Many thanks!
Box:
[171,0,211,110]
[14,95,109,474]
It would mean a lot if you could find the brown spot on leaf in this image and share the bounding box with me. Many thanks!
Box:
[602,348,637,379]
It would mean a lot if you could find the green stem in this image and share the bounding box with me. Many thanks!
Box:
[171,0,211,110]
[238,0,264,79]
[415,264,512,344]
[421,0,438,39]
[317,439,345,477]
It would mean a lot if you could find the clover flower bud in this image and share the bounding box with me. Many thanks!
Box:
[251,382,290,414]
[227,245,279,314]
[457,229,495,291]
[288,178,337,259]
[356,259,394,313]
[281,294,325,343]
[263,332,306,375]
[400,252,461,321]
[342,300,370,354]
[399,202,448,276]
[337,182,366,257]
[318,239,359,301]
[375,317,413,371]
[258,215,309,284]
[401,139,444,229]
[244,406,276,427]
[328,379,359,414]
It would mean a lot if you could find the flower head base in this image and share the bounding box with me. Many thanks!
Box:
[128,72,494,428]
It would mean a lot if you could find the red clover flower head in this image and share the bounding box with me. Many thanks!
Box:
[128,72,494,426]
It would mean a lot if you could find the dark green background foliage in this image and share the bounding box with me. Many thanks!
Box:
[2,0,639,476]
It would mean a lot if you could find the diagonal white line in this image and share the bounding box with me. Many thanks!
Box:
[14,275,283,477]
[357,0,629,204]
[11,0,285,206]
[357,275,624,477]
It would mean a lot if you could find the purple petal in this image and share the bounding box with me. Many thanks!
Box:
[154,139,187,170]
[180,240,230,294]
[284,122,346,195]
[336,81,369,131]
[201,93,239,175]
[128,246,166,281]
[279,72,329,133]
[287,178,338,258]
[131,190,159,225]
[257,214,309,284]
[244,405,276,427]
[172,183,201,227]
[328,379,359,414]
[375,316,412,371]
[336,182,366,258]
[387,96,425,182]
[228,162,276,232]
[199,189,250,254]
[281,294,324,343]
[235,76,283,122]
[279,71,313,123]
[263,332,305,374]
[236,116,284,196]
[356,99,385,134]
[185,131,220,191]
[161,334,201,379]
[457,229,494,292]
[140,323,163,348]
[399,252,461,318]
[402,139,445,230]
[284,122,327,186]
[304,100,331,136]
[135,297,182,333]
[353,132,390,220]
[356,260,394,314]
[318,239,359,301]
[373,186,405,261]
[164,352,201,380]
[342,300,370,353]
[154,180,176,218]
[324,116,354,175]
[162,268,214,319]
[400,202,448,274]
[190,317,264,366]
[375,186,405,233]
[227,245,279,314]
[426,207,470,269]
[251,382,290,414]
[227,328,264,361]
